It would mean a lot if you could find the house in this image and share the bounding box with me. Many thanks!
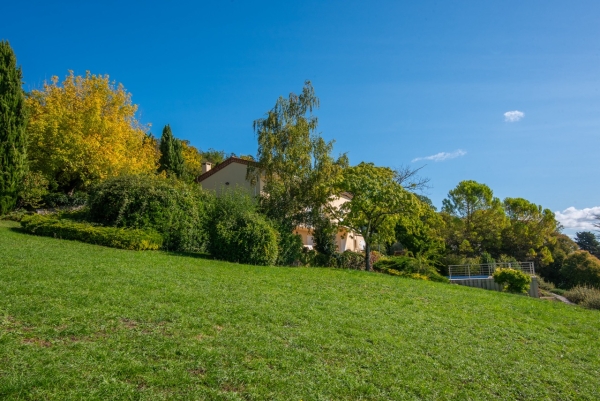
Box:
[196,157,365,252]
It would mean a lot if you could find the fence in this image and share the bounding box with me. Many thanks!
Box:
[448,262,535,280]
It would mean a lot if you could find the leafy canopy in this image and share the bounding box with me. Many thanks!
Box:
[26,71,159,192]
[252,81,348,232]
[335,162,417,271]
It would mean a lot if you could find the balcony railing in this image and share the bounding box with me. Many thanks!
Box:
[448,262,535,280]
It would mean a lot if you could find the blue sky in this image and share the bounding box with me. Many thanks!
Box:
[3,0,599,233]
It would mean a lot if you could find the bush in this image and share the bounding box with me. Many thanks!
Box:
[373,256,449,283]
[276,230,304,266]
[18,171,49,209]
[87,175,209,252]
[338,250,365,270]
[538,277,556,291]
[42,191,88,208]
[492,268,531,294]
[21,214,162,250]
[550,288,566,296]
[207,189,278,266]
[560,251,600,289]
[563,285,600,305]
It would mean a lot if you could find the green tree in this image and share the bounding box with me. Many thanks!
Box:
[575,231,600,258]
[560,250,600,288]
[158,124,185,178]
[501,197,557,264]
[252,81,348,234]
[441,180,507,257]
[0,41,28,214]
[395,198,445,260]
[334,162,416,271]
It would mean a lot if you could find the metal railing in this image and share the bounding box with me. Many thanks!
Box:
[448,262,535,280]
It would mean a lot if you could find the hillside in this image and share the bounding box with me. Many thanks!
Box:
[0,220,599,400]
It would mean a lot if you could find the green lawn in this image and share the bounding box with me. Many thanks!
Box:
[1,220,599,400]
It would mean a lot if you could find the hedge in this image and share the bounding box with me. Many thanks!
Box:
[374,256,449,283]
[87,175,210,252]
[21,214,162,251]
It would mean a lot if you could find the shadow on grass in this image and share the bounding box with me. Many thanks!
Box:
[9,226,28,235]
[163,250,214,260]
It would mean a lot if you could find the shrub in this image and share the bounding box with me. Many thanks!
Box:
[42,191,88,208]
[560,251,600,289]
[338,250,365,270]
[582,294,600,310]
[207,189,278,266]
[564,285,600,306]
[18,171,49,209]
[312,215,338,257]
[87,175,209,252]
[20,214,162,250]
[276,230,304,266]
[492,268,531,294]
[550,288,566,296]
[373,256,449,283]
[538,277,556,291]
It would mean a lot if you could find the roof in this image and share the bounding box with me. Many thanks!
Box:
[196,157,259,183]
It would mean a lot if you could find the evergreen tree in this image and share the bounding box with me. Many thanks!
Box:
[575,231,600,258]
[158,124,185,178]
[0,41,28,215]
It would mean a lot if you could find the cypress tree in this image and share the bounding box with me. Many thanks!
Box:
[0,41,28,215]
[158,124,185,178]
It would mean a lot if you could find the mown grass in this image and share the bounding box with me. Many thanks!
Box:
[0,220,599,400]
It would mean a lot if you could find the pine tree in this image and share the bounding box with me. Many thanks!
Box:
[0,41,28,214]
[158,124,185,178]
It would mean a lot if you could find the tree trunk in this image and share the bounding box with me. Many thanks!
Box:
[365,241,371,271]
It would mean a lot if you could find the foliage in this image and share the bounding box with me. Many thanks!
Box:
[275,229,304,266]
[158,124,185,178]
[26,71,159,192]
[17,171,49,209]
[335,162,416,271]
[0,40,28,215]
[374,256,450,283]
[312,214,338,257]
[20,214,162,250]
[395,196,445,261]
[42,191,88,208]
[201,148,228,165]
[180,140,203,180]
[538,232,578,286]
[575,231,600,258]
[492,268,531,294]
[441,180,507,257]
[337,250,365,270]
[207,189,278,265]
[559,250,600,288]
[252,81,348,234]
[501,197,556,266]
[87,174,209,252]
[564,285,600,310]
[537,277,556,291]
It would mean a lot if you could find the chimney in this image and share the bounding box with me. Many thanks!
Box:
[201,162,212,174]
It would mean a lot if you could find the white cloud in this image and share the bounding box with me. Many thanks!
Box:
[554,206,600,231]
[412,149,466,163]
[504,110,525,122]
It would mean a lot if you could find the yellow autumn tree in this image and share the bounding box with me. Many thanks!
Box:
[181,140,203,180]
[27,71,159,192]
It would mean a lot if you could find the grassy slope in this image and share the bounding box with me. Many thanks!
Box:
[0,220,599,400]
